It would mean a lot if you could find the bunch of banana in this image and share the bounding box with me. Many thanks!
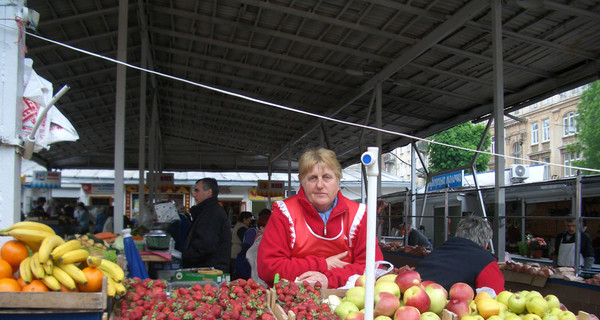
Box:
[94,258,126,297]
[1,221,56,252]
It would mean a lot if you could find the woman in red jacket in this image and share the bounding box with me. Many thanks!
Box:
[257,147,383,289]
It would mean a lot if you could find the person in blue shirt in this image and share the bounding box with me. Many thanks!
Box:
[94,206,108,233]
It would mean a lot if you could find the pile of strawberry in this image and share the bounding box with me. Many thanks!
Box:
[113,277,275,320]
[219,278,275,320]
[274,280,339,320]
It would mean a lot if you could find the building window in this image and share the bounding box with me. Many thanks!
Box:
[542,119,550,142]
[490,136,495,154]
[543,157,551,180]
[563,112,578,136]
[513,142,522,164]
[531,122,539,144]
[563,152,580,177]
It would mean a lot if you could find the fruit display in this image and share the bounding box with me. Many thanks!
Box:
[0,221,125,297]
[113,277,277,320]
[330,269,598,320]
[379,243,430,256]
[273,280,339,319]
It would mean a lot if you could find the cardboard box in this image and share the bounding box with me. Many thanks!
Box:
[501,270,548,287]
[173,269,230,284]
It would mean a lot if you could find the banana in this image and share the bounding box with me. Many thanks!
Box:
[3,221,56,235]
[39,235,65,263]
[97,259,124,283]
[22,240,42,252]
[50,239,81,260]
[52,266,77,291]
[19,256,33,284]
[86,255,102,268]
[42,275,61,291]
[59,249,89,264]
[55,262,87,285]
[30,252,45,279]
[106,276,116,297]
[114,280,126,297]
[42,258,53,275]
[4,229,55,243]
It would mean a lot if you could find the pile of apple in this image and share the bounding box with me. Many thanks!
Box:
[331,270,594,320]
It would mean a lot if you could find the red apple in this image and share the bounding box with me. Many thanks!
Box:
[355,274,366,287]
[346,311,365,320]
[394,306,421,320]
[375,291,401,317]
[422,280,435,287]
[449,282,474,303]
[445,299,471,319]
[424,283,448,314]
[395,270,422,293]
[403,285,431,313]
[375,280,401,299]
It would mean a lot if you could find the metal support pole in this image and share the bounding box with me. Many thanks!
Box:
[361,147,379,320]
[574,172,582,274]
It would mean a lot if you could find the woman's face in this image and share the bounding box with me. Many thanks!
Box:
[301,163,340,212]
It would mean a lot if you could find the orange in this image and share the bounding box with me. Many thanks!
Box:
[17,277,26,288]
[77,267,103,292]
[60,283,78,292]
[21,279,49,292]
[0,278,21,292]
[0,259,13,279]
[1,240,29,273]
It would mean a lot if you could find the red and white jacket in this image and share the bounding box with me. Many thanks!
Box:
[257,187,383,288]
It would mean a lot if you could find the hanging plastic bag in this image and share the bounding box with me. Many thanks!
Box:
[338,260,395,289]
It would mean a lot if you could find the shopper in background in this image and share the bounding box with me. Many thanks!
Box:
[29,197,48,219]
[257,147,384,289]
[231,211,252,277]
[94,206,108,233]
[182,178,231,272]
[75,202,90,233]
[415,215,505,295]
[554,218,595,269]
[376,199,388,241]
[396,220,431,249]
[246,212,272,286]
[102,208,114,233]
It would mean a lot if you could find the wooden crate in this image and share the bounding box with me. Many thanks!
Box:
[502,270,548,287]
[0,277,107,320]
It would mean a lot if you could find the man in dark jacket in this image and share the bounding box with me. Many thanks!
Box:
[415,215,505,295]
[554,218,595,269]
[182,178,231,272]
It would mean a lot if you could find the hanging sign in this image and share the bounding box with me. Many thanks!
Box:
[82,183,114,194]
[427,170,464,192]
[31,171,61,188]
[256,180,285,197]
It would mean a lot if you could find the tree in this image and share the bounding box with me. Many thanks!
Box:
[427,122,492,174]
[571,80,600,173]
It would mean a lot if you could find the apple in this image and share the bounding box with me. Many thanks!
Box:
[445,299,471,318]
[544,295,560,310]
[557,310,577,320]
[421,311,441,320]
[526,296,549,317]
[377,274,398,283]
[526,291,544,301]
[394,306,421,320]
[375,280,401,299]
[507,293,527,314]
[335,301,360,319]
[374,292,401,317]
[461,316,480,320]
[449,282,474,302]
[523,314,543,320]
[488,316,504,320]
[422,280,435,287]
[344,286,366,310]
[395,271,422,293]
[495,291,513,307]
[549,308,562,315]
[403,285,431,313]
[375,317,393,320]
[424,283,448,314]
[346,311,365,320]
[505,314,522,320]
[355,274,366,287]
[477,297,501,319]
[543,313,560,320]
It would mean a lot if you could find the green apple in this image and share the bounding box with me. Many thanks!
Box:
[508,293,527,314]
[334,301,359,319]
[461,316,480,320]
[343,286,366,310]
[523,314,543,320]
[505,314,523,320]
[488,316,505,320]
[502,310,517,319]
[526,291,543,301]
[496,291,514,307]
[544,295,560,310]
[542,313,559,320]
[420,311,441,320]
[526,296,549,317]
[557,311,577,320]
[549,308,562,316]
[377,274,398,283]
[374,316,393,320]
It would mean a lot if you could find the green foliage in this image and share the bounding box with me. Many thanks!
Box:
[427,122,492,174]
[571,81,600,174]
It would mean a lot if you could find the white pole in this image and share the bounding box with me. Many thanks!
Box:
[361,147,379,320]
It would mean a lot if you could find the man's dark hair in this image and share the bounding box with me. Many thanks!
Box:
[196,178,219,197]
[239,211,252,222]
[564,218,575,224]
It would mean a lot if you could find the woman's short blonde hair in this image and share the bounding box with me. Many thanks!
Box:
[298,148,343,182]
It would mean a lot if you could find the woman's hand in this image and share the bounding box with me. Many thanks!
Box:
[296,271,328,289]
[326,251,349,270]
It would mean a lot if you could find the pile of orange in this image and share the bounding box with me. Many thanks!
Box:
[0,240,52,292]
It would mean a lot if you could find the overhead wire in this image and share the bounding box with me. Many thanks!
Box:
[20,29,600,175]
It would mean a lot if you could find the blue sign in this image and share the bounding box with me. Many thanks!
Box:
[427,170,464,192]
